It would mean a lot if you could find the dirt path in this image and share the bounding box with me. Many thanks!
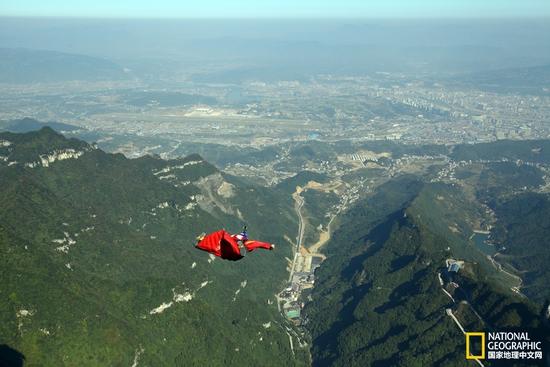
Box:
[308,216,334,253]
[308,195,347,254]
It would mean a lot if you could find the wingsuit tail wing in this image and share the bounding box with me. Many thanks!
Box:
[196,230,243,260]
[220,232,244,261]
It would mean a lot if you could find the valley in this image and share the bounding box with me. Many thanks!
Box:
[2,121,550,366]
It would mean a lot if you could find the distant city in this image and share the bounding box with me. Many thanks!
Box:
[2,73,549,157]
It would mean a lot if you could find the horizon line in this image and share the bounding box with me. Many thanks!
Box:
[1,14,550,20]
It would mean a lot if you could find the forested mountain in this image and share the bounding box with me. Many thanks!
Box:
[0,128,307,366]
[306,175,550,366]
[2,126,550,366]
[0,117,82,134]
[491,193,550,303]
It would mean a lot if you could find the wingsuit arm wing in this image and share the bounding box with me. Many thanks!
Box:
[243,240,274,252]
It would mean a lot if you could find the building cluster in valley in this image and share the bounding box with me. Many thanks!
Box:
[278,253,324,325]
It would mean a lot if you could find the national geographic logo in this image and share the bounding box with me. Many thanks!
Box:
[466,332,486,360]
[466,331,546,363]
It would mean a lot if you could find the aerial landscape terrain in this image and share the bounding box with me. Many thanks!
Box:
[1,1,550,366]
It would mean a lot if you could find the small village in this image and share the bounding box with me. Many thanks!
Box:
[278,251,325,325]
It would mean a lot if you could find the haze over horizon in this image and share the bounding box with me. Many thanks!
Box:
[2,0,550,18]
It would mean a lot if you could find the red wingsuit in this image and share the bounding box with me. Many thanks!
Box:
[195,230,273,261]
[195,230,243,261]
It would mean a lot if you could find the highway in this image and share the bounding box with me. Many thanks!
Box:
[294,191,305,249]
[289,189,305,282]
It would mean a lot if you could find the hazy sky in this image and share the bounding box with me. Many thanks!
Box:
[2,0,550,18]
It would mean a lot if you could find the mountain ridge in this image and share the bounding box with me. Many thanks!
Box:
[0,48,129,83]
[0,128,307,366]
[306,176,550,366]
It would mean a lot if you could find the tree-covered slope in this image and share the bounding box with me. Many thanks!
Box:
[0,128,306,366]
[451,140,550,164]
[306,176,549,367]
[491,193,550,303]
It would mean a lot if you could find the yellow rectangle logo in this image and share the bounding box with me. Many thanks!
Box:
[466,332,486,360]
